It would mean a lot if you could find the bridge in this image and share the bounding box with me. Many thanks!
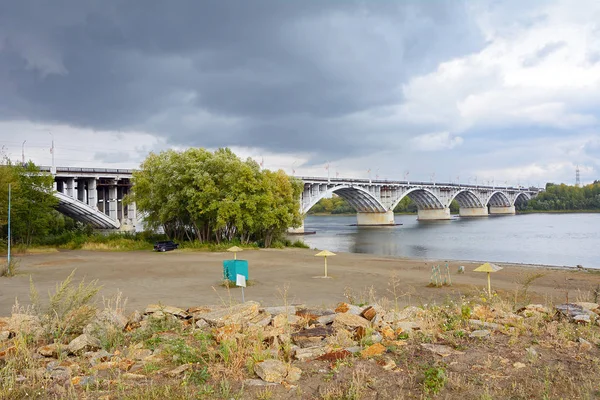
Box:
[40,166,540,231]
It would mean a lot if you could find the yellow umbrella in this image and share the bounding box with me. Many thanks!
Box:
[315,250,336,278]
[473,262,503,297]
[227,246,243,260]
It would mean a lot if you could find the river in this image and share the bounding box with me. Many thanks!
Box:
[300,213,600,269]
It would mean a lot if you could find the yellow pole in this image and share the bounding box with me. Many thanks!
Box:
[234,252,237,260]
[487,272,491,297]
[324,256,328,277]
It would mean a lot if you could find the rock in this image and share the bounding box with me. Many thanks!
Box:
[0,331,11,341]
[294,346,328,361]
[122,373,146,380]
[195,319,209,329]
[272,314,302,328]
[187,306,215,319]
[97,309,128,330]
[421,343,464,357]
[286,366,302,383]
[360,343,386,358]
[254,360,288,383]
[296,308,335,322]
[335,303,363,315]
[167,364,192,377]
[88,350,112,366]
[513,362,526,369]
[526,347,538,358]
[361,306,377,321]
[72,375,96,386]
[345,346,361,354]
[469,319,503,331]
[49,366,72,382]
[385,306,422,322]
[37,343,64,358]
[574,302,600,313]
[555,303,595,322]
[127,348,152,361]
[333,313,370,330]
[469,330,491,338]
[382,357,396,371]
[199,301,260,327]
[8,314,43,339]
[573,314,591,324]
[394,321,420,333]
[316,350,352,363]
[371,332,383,344]
[578,338,593,352]
[68,334,101,354]
[244,379,279,387]
[381,326,395,340]
[145,305,189,319]
[292,326,334,348]
[262,306,297,316]
[249,314,272,328]
[317,314,336,325]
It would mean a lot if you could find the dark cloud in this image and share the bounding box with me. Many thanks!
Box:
[0,0,484,160]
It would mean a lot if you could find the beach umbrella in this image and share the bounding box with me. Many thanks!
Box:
[315,250,336,278]
[227,246,243,260]
[473,262,503,297]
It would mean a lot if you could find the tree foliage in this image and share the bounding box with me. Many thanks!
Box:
[128,148,303,247]
[308,195,355,214]
[0,160,58,246]
[524,182,600,211]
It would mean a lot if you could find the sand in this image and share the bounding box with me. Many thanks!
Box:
[1,248,599,315]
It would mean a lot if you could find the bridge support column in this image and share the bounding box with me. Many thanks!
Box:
[77,179,86,202]
[87,179,97,210]
[356,210,395,226]
[418,208,451,220]
[108,184,118,221]
[459,207,488,217]
[66,178,75,198]
[489,205,515,215]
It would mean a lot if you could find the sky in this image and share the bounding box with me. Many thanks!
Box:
[1,0,599,186]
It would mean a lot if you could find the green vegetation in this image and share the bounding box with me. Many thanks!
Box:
[128,148,303,247]
[522,181,600,211]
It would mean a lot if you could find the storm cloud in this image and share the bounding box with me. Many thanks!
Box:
[1,0,600,184]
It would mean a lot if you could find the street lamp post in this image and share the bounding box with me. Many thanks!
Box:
[21,140,26,165]
[49,132,55,174]
[7,183,11,275]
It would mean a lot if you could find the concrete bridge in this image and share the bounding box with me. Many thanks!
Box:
[40,166,540,231]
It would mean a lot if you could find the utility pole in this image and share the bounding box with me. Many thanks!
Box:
[7,183,11,275]
[21,140,26,165]
[49,132,55,174]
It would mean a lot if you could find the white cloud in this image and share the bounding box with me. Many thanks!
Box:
[410,132,463,151]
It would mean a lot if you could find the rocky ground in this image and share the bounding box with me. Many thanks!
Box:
[1,275,599,399]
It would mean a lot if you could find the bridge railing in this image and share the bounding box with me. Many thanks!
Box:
[39,166,134,174]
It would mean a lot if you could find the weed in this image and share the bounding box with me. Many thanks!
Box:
[165,338,207,365]
[0,258,20,277]
[256,387,274,400]
[422,363,447,396]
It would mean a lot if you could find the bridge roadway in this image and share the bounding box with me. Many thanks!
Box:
[40,166,541,231]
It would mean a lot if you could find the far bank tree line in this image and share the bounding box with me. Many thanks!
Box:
[309,181,600,214]
[128,148,303,247]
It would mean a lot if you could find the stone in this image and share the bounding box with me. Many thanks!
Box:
[361,306,377,321]
[317,314,336,325]
[292,326,334,348]
[394,321,420,333]
[345,346,361,354]
[578,338,593,352]
[0,331,11,341]
[526,347,538,358]
[249,314,272,328]
[89,350,112,366]
[294,346,328,361]
[286,366,302,383]
[382,357,396,371]
[518,304,551,317]
[387,306,422,322]
[296,308,335,322]
[262,306,297,316]
[316,350,352,362]
[200,301,260,327]
[145,305,189,319]
[255,359,288,383]
[573,314,591,324]
[421,343,464,357]
[49,366,72,382]
[555,303,595,322]
[360,343,386,358]
[167,364,192,377]
[574,302,600,313]
[8,314,44,339]
[122,373,146,380]
[72,375,96,386]
[469,330,491,338]
[37,343,64,358]
[335,303,363,315]
[370,332,383,344]
[513,362,526,369]
[469,319,503,331]
[68,334,101,354]
[272,313,302,328]
[195,319,209,329]
[244,379,279,387]
[128,348,153,361]
[333,313,370,330]
[381,326,395,340]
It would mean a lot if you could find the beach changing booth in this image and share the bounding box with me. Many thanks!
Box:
[223,246,249,282]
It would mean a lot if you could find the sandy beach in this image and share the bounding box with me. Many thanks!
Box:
[1,248,599,315]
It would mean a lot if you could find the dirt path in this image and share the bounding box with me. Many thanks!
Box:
[1,249,598,315]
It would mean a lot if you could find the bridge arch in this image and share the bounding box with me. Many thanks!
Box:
[55,192,121,229]
[450,189,485,208]
[390,188,445,211]
[513,192,531,206]
[304,185,387,214]
[486,191,512,207]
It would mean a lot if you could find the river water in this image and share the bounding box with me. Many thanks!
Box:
[300,214,600,269]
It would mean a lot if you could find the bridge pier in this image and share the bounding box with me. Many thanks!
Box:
[417,208,451,220]
[356,210,395,225]
[108,184,118,221]
[288,221,305,234]
[489,205,516,215]
[87,179,97,209]
[459,207,488,217]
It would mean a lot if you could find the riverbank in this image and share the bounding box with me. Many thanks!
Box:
[2,249,599,316]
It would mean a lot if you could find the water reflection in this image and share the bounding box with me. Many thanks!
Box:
[301,213,600,268]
